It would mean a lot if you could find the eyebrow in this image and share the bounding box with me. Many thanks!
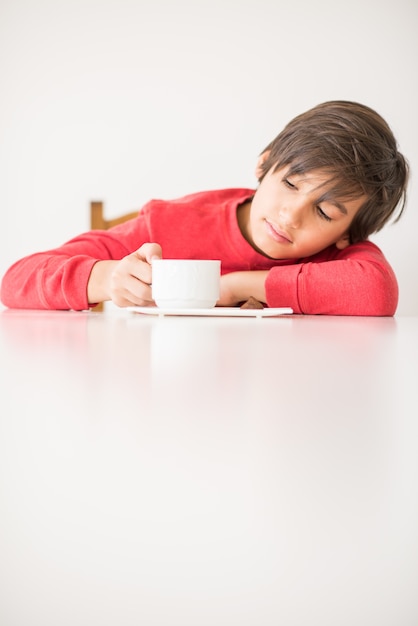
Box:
[288,171,351,215]
[331,199,348,215]
[315,192,348,215]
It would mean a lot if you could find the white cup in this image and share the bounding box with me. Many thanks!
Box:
[151,259,221,309]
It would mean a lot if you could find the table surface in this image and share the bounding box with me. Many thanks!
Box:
[1,308,417,626]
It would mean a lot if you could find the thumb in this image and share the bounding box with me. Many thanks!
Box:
[136,243,163,263]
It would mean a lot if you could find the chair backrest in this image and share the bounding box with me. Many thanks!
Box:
[90,200,140,311]
[90,200,139,230]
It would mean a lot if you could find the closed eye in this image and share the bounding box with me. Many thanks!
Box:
[284,177,332,221]
[283,178,296,189]
[317,206,332,221]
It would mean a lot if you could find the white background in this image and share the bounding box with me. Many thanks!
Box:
[1,0,417,314]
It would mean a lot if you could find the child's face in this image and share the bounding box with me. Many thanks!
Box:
[246,165,365,259]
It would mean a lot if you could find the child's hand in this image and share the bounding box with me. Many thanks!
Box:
[109,243,162,307]
[88,243,162,307]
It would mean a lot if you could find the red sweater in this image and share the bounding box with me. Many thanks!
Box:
[0,188,398,315]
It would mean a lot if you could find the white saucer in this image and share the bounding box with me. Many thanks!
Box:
[127,306,293,318]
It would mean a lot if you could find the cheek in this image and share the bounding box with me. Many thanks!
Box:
[250,199,263,222]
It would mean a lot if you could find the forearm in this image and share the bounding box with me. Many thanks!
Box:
[265,258,398,316]
[1,226,140,310]
[87,260,119,304]
[0,253,98,310]
[219,271,268,306]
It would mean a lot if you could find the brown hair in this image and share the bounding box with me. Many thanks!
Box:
[258,101,409,243]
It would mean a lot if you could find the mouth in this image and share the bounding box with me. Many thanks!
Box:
[265,219,293,244]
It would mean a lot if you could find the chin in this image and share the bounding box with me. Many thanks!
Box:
[259,245,281,260]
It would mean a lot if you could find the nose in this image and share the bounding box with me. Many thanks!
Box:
[280,198,307,229]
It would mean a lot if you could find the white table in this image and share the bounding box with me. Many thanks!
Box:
[1,308,417,626]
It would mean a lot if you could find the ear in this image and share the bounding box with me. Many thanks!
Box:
[255,150,271,179]
[335,233,351,250]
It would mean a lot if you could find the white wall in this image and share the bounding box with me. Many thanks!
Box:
[1,0,417,314]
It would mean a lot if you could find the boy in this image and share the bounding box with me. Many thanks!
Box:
[0,100,409,316]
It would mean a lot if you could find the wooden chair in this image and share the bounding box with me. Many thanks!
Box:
[90,200,139,230]
[90,201,140,311]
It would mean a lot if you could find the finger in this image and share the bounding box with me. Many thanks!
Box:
[120,252,153,285]
[136,243,163,264]
[112,275,155,307]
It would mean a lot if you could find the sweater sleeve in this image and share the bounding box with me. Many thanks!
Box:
[1,252,98,310]
[264,242,399,316]
[0,218,146,310]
